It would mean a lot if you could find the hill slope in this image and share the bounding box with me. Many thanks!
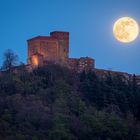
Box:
[0,65,140,140]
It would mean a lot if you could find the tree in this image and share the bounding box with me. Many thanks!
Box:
[2,49,18,71]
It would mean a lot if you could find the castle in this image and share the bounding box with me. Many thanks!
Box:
[27,31,95,72]
[27,31,140,84]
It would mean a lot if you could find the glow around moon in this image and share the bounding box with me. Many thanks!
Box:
[113,17,139,43]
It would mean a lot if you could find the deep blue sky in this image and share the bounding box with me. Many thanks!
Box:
[0,0,140,74]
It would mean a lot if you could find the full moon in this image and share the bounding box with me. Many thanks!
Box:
[113,17,139,43]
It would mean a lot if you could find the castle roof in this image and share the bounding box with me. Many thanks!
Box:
[50,31,69,34]
[27,36,58,42]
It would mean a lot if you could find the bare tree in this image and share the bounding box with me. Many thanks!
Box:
[2,49,18,71]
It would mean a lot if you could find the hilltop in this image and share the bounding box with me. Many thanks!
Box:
[0,64,140,140]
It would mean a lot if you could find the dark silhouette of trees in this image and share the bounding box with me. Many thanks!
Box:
[1,49,18,71]
[0,65,140,140]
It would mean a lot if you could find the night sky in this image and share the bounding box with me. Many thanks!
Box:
[0,0,140,74]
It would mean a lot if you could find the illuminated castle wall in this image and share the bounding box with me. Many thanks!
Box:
[27,31,95,71]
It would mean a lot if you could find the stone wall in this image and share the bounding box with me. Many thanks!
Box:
[67,57,95,72]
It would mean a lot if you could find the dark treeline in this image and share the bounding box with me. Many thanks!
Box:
[0,64,140,140]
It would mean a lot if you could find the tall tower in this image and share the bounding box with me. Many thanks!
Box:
[50,31,69,63]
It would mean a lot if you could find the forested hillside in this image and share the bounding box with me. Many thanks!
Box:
[0,64,140,140]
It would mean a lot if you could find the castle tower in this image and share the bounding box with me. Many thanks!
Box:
[50,31,69,63]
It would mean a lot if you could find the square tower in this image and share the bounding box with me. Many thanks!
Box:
[50,31,69,63]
